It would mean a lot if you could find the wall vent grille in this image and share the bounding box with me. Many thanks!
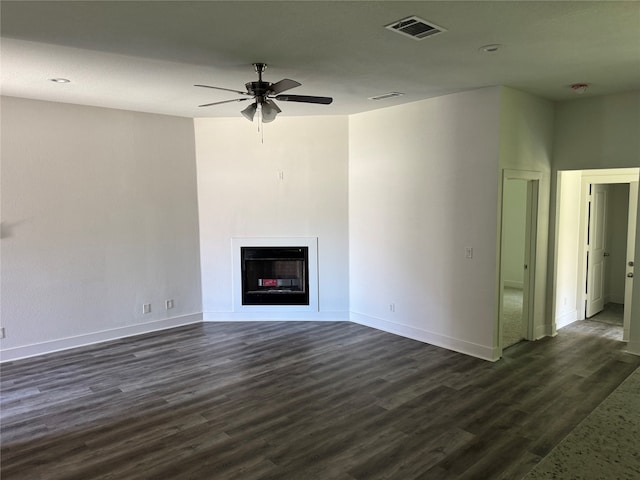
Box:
[385,16,446,40]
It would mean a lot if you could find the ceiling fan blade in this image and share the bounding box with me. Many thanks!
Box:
[194,84,250,95]
[269,79,301,95]
[275,94,333,105]
[198,98,250,107]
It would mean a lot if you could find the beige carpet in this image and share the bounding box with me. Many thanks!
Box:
[503,287,524,348]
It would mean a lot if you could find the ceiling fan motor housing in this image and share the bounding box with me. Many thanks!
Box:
[246,81,272,98]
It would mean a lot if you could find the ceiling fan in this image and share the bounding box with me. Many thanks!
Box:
[195,63,333,122]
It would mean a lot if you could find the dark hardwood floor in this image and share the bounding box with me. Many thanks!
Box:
[2,320,638,480]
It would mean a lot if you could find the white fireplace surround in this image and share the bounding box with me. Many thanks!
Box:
[232,237,319,314]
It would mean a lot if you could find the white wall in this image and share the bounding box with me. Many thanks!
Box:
[554,92,640,170]
[0,97,202,361]
[194,116,349,320]
[554,170,582,328]
[498,88,555,340]
[501,180,527,288]
[349,87,502,360]
[5,88,636,362]
[551,91,640,353]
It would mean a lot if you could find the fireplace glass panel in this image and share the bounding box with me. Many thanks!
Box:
[241,247,309,305]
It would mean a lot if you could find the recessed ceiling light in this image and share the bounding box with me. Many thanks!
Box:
[49,78,71,83]
[479,44,502,53]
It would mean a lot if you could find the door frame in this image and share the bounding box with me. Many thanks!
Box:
[576,169,639,340]
[624,182,638,340]
[498,169,542,353]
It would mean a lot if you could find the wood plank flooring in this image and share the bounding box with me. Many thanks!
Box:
[2,320,638,480]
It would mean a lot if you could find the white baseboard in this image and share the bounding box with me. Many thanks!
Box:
[203,310,350,322]
[626,341,640,357]
[535,322,556,339]
[555,309,579,329]
[0,311,508,363]
[350,311,497,362]
[0,313,203,363]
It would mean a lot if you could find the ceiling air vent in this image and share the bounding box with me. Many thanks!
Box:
[368,92,405,101]
[385,16,446,40]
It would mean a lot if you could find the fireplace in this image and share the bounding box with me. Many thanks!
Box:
[241,246,309,305]
[232,237,318,313]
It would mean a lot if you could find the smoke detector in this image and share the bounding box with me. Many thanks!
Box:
[570,83,589,94]
[479,44,502,53]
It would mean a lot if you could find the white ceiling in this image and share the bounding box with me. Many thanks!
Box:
[1,1,639,119]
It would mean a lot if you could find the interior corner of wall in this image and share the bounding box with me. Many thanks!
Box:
[490,346,502,362]
[626,341,640,357]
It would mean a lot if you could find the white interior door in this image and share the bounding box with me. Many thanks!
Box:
[623,181,638,340]
[586,184,609,318]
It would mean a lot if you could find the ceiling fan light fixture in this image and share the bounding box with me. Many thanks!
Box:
[241,102,257,121]
[261,102,280,123]
[261,114,277,123]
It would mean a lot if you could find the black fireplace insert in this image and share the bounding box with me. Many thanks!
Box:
[241,246,309,305]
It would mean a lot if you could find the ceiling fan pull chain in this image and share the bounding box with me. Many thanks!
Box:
[255,108,264,143]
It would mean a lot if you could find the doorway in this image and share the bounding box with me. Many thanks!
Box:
[499,170,541,349]
[585,184,630,324]
[554,168,638,340]
[583,181,637,339]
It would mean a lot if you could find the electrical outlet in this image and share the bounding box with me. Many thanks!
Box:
[0,328,5,339]
[389,303,395,313]
[465,247,473,259]
[143,304,151,314]
[165,299,174,310]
